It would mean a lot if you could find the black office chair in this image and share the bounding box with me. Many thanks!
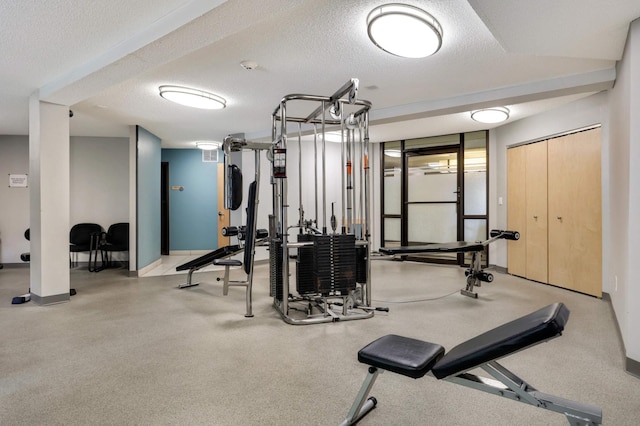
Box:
[70,223,102,270]
[20,228,30,262]
[93,223,129,272]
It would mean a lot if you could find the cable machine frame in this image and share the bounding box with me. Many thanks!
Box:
[269,78,376,325]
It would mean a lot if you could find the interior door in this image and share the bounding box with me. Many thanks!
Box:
[548,128,602,296]
[507,145,526,276]
[404,148,460,262]
[217,163,230,248]
[525,141,548,283]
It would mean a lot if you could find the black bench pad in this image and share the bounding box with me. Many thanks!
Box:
[379,241,484,255]
[431,303,569,379]
[176,245,241,271]
[358,335,445,379]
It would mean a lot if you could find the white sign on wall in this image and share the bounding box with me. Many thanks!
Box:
[9,174,28,188]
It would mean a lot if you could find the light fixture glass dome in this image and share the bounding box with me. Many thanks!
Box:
[367,4,443,58]
[470,107,510,124]
[384,149,402,157]
[159,85,226,110]
[196,141,221,150]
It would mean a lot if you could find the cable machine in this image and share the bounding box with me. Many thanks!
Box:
[269,79,379,325]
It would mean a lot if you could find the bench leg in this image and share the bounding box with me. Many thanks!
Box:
[222,265,231,295]
[339,367,380,426]
[178,269,200,289]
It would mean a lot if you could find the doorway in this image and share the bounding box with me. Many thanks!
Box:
[161,162,170,255]
[381,131,488,266]
[403,147,461,263]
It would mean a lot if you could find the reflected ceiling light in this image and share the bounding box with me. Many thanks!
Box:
[384,149,402,157]
[196,141,221,150]
[470,107,510,124]
[323,131,344,143]
[367,3,443,58]
[159,85,226,109]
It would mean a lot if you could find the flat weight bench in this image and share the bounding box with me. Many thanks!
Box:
[340,303,602,426]
[379,230,520,298]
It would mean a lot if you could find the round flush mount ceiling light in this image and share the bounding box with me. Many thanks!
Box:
[367,3,443,58]
[470,107,510,124]
[159,85,226,110]
[196,141,221,150]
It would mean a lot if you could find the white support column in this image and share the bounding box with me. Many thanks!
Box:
[29,93,71,304]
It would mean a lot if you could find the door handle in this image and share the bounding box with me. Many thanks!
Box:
[218,211,224,217]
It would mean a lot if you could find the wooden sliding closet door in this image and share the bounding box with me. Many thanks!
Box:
[525,141,548,283]
[507,146,526,277]
[547,128,602,297]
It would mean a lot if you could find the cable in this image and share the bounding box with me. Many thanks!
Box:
[373,290,459,304]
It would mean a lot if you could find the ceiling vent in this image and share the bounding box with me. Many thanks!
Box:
[202,149,218,163]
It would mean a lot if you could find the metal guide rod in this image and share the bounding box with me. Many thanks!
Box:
[341,116,346,233]
[314,124,319,227]
[298,123,303,229]
[358,124,364,238]
[280,100,290,317]
[349,127,355,234]
[321,100,327,233]
[346,125,353,233]
[363,111,371,306]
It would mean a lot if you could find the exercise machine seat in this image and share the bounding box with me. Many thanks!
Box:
[431,302,569,379]
[214,259,242,267]
[358,335,444,379]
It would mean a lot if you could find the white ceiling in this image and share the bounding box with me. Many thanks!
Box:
[1,0,638,147]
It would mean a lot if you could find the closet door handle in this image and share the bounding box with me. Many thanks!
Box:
[533,215,538,219]
[556,216,562,221]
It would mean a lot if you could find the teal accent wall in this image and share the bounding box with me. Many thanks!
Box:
[137,126,162,269]
[162,149,219,251]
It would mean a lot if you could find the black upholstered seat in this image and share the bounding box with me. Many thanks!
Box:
[70,223,102,268]
[358,335,445,379]
[95,223,129,270]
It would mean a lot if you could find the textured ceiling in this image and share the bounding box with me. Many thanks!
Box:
[1,0,638,147]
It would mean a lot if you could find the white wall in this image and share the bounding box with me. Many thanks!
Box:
[0,136,129,264]
[70,136,129,229]
[609,17,640,366]
[0,136,30,262]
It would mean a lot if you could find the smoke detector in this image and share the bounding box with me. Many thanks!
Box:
[240,60,259,70]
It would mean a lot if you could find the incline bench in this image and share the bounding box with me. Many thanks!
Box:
[340,303,602,425]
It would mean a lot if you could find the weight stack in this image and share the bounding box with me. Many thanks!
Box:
[356,245,367,283]
[270,239,284,301]
[312,234,356,296]
[296,234,315,295]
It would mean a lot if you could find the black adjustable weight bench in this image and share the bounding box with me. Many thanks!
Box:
[379,229,520,298]
[340,303,602,426]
